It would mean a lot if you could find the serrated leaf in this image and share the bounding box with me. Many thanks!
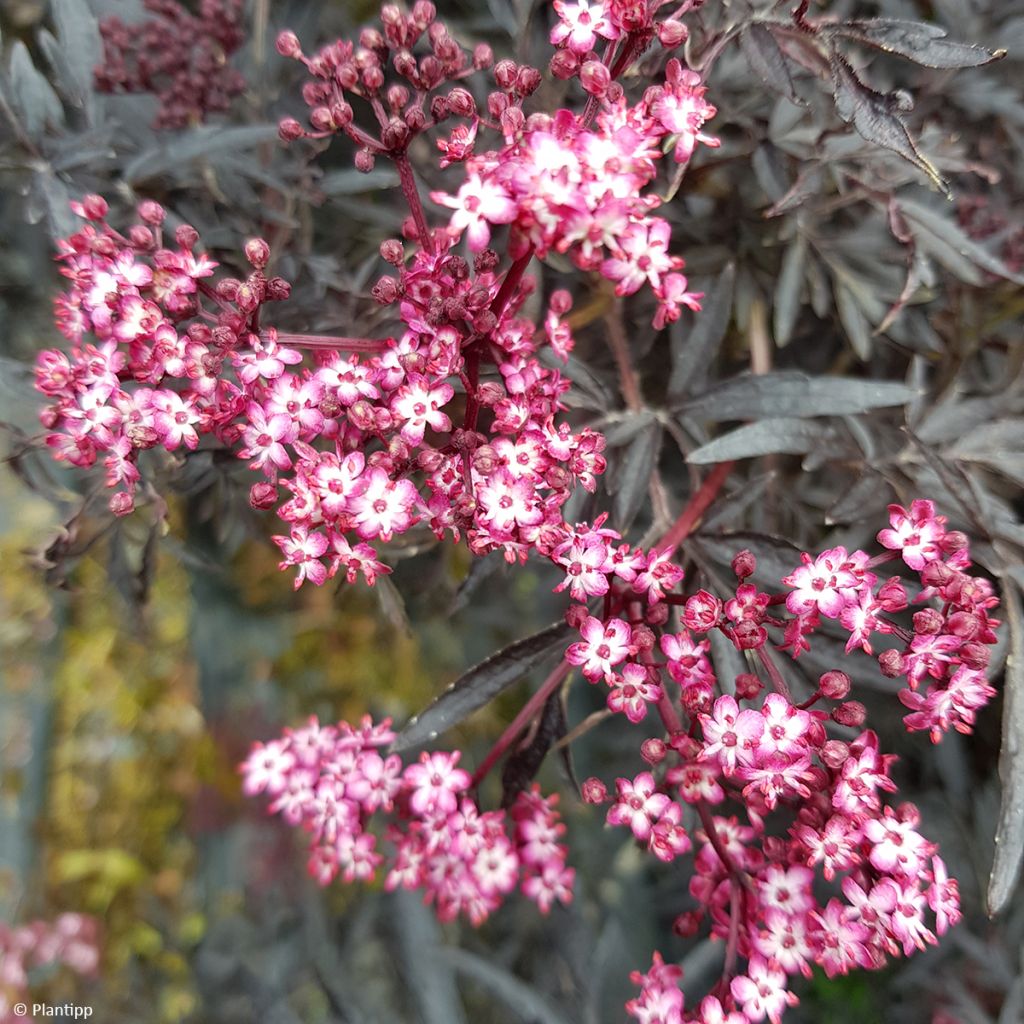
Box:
[740,23,803,105]
[8,41,64,134]
[773,234,807,347]
[988,580,1024,916]
[392,621,572,751]
[687,417,831,464]
[829,53,948,196]
[610,421,660,530]
[51,0,103,108]
[668,263,735,402]
[831,18,1005,70]
[898,197,1024,286]
[676,371,917,420]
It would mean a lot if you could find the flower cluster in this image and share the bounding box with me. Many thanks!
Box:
[35,196,290,518]
[95,0,246,130]
[566,509,994,1023]
[241,716,572,923]
[430,60,717,327]
[0,914,98,1023]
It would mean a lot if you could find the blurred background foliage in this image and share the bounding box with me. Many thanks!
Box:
[1,0,1023,1021]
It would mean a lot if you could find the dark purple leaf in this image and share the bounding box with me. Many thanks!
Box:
[392,621,573,751]
[829,53,949,196]
[831,18,1005,70]
[740,23,803,105]
[687,417,832,464]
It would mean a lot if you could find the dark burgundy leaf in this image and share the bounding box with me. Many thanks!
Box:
[831,18,1005,70]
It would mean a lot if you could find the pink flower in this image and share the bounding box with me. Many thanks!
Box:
[607,662,663,723]
[550,0,618,54]
[602,219,681,296]
[699,695,764,776]
[783,546,861,618]
[431,173,518,251]
[565,615,633,681]
[349,468,419,541]
[877,500,946,570]
[403,751,471,816]
[390,375,454,445]
[606,772,671,842]
[730,955,798,1024]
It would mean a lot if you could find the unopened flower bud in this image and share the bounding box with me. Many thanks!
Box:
[138,200,165,225]
[81,194,109,220]
[582,777,608,804]
[657,19,689,47]
[406,106,426,132]
[249,482,278,510]
[632,625,656,652]
[734,672,763,700]
[876,576,907,612]
[278,117,305,141]
[673,911,703,938]
[819,670,851,700]
[447,87,475,117]
[682,686,712,715]
[276,30,303,58]
[669,733,700,759]
[641,738,667,765]
[959,641,990,670]
[494,59,518,89]
[549,289,573,315]
[245,238,270,269]
[487,90,509,118]
[549,49,579,79]
[476,382,505,407]
[565,603,589,630]
[942,530,969,554]
[372,275,399,304]
[354,148,376,173]
[733,620,766,650]
[175,224,199,250]
[645,602,670,626]
[473,43,493,69]
[380,238,404,265]
[129,225,154,248]
[109,492,135,517]
[946,610,980,639]
[266,277,291,301]
[878,648,904,678]
[580,60,611,97]
[921,561,955,588]
[732,549,756,580]
[832,700,866,728]
[474,249,500,273]
[515,66,542,96]
[820,740,850,769]
[913,608,944,635]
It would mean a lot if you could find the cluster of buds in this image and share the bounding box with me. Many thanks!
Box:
[94,0,246,130]
[0,914,98,1022]
[241,716,572,923]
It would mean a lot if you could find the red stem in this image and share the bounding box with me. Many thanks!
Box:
[659,461,735,557]
[470,660,573,788]
[395,150,434,255]
[489,252,533,319]
[270,332,390,353]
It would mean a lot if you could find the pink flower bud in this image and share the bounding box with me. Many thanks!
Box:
[942,530,969,553]
[580,60,611,97]
[673,910,702,937]
[380,238,404,265]
[632,625,656,651]
[645,602,670,626]
[820,739,850,769]
[278,117,305,142]
[516,67,542,96]
[129,226,153,249]
[959,641,990,669]
[818,670,851,700]
[137,200,165,225]
[81,194,109,220]
[565,604,589,629]
[250,482,278,510]
[877,576,908,612]
[912,608,944,635]
[921,561,955,588]
[832,701,866,728]
[549,289,573,315]
[473,43,493,69]
[733,620,766,650]
[731,549,756,580]
[581,777,608,804]
[245,238,271,269]
[641,738,667,765]
[276,31,303,58]
[946,611,980,639]
[494,59,518,89]
[175,224,199,250]
[734,672,763,700]
[447,87,475,117]
[372,276,398,305]
[109,492,135,517]
[878,649,904,678]
[549,49,580,80]
[657,20,689,47]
